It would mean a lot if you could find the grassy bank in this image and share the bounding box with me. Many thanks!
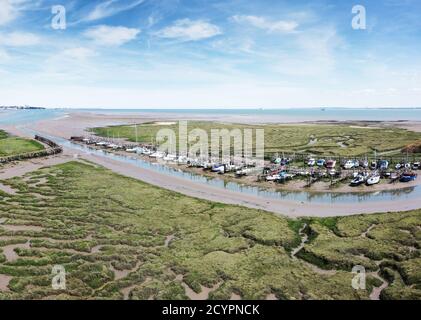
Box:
[91,121,421,157]
[0,161,419,299]
[0,130,44,157]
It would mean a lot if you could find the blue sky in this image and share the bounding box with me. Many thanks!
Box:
[0,0,421,108]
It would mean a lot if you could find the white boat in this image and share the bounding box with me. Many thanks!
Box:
[366,173,380,185]
[236,168,253,176]
[266,174,280,181]
[307,158,316,166]
[212,164,225,174]
[150,151,164,158]
[108,143,119,149]
[177,156,188,164]
[343,160,355,169]
[163,154,177,161]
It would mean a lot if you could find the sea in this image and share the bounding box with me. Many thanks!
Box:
[2,107,421,126]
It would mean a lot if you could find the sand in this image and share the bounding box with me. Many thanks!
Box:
[1,111,421,217]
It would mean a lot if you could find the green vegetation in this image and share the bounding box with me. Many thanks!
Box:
[91,121,421,157]
[0,130,44,157]
[0,161,419,300]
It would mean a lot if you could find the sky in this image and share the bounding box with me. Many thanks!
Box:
[0,0,421,109]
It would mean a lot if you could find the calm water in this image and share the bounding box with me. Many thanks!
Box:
[0,109,63,125]
[81,108,421,122]
[2,108,421,125]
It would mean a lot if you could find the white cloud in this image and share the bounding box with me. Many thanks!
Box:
[0,0,14,25]
[0,48,10,61]
[0,0,35,26]
[84,25,140,46]
[156,19,222,41]
[231,15,298,33]
[62,47,96,60]
[82,0,145,22]
[0,31,40,46]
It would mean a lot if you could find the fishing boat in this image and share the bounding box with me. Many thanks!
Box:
[317,159,326,167]
[326,160,336,169]
[307,158,316,166]
[366,173,380,185]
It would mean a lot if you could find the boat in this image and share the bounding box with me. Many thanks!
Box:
[366,173,380,185]
[317,159,326,167]
[211,164,225,173]
[266,174,280,181]
[236,168,254,177]
[400,173,417,183]
[350,175,366,186]
[326,160,336,169]
[370,161,377,170]
[163,154,177,161]
[378,160,389,170]
[395,163,402,170]
[126,147,139,153]
[307,158,316,166]
[362,159,369,168]
[412,162,420,170]
[343,160,355,170]
[150,151,164,159]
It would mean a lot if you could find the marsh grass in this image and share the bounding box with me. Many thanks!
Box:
[91,122,421,157]
[0,161,419,299]
[0,130,44,157]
